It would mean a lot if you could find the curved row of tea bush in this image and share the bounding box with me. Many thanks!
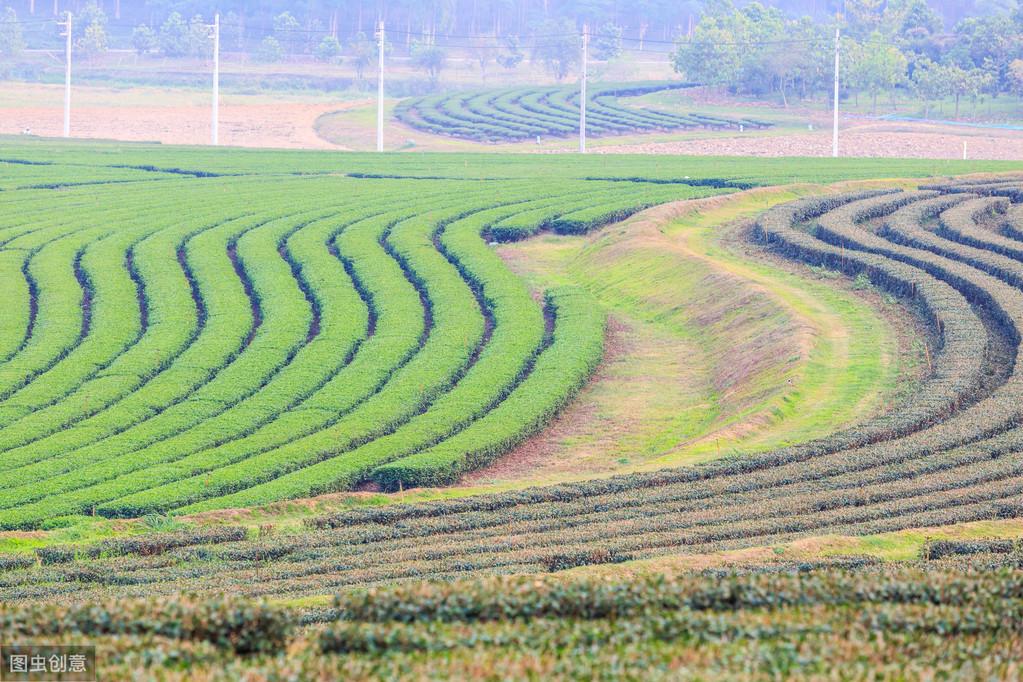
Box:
[9,180,1023,598]
[394,82,773,143]
[5,555,1023,680]
[0,170,739,526]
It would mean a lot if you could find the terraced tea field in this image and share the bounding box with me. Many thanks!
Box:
[3,139,1023,678]
[0,142,1009,528]
[0,169,750,527]
[394,82,773,142]
[3,162,1023,596]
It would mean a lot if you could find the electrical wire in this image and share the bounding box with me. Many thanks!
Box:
[0,16,956,55]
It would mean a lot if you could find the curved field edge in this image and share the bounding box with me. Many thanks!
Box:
[0,181,927,552]
[480,185,920,484]
[390,83,772,145]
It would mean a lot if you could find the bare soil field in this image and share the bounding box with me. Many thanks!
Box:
[600,122,1023,160]
[0,83,359,149]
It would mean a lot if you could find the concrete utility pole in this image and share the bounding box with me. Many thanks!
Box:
[579,23,588,154]
[377,19,385,152]
[62,12,71,138]
[211,13,220,146]
[832,27,840,158]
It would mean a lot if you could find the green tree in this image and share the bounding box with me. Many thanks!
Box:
[672,22,741,87]
[469,36,498,83]
[897,0,945,63]
[953,66,995,118]
[132,25,158,56]
[315,36,343,64]
[0,7,25,59]
[304,19,327,55]
[221,11,244,51]
[186,15,213,60]
[411,40,447,86]
[843,0,885,38]
[911,58,951,118]
[496,36,524,70]
[848,33,908,114]
[68,2,107,60]
[946,16,1017,71]
[350,32,375,82]
[74,2,107,41]
[591,22,622,61]
[532,18,579,81]
[1007,58,1023,100]
[673,0,828,105]
[273,12,301,55]
[77,20,108,59]
[258,36,284,63]
[899,0,943,37]
[159,12,189,57]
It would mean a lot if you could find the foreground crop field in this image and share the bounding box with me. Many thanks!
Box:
[0,141,1010,530]
[2,139,1023,678]
[4,549,1023,680]
[1,156,1022,597]
[0,162,727,526]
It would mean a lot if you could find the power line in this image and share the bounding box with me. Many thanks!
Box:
[0,19,60,26]
[0,15,965,56]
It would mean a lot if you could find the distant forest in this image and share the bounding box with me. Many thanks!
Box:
[1,0,1021,118]
[0,1,1014,43]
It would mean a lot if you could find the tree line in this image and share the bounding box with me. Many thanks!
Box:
[2,0,1022,119]
[672,0,1023,119]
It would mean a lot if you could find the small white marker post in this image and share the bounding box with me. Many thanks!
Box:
[62,12,72,138]
[963,141,968,161]
[211,13,220,146]
[377,19,385,153]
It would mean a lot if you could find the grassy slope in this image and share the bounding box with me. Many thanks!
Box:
[481,185,914,484]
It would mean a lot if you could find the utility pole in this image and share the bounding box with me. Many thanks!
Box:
[832,26,840,158]
[377,19,385,152]
[61,12,71,138]
[211,13,220,146]
[580,23,588,154]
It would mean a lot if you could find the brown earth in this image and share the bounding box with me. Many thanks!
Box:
[1,99,363,149]
[599,122,1023,160]
[458,316,634,486]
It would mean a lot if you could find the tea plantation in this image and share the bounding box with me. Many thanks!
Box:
[393,82,773,142]
[2,139,1023,679]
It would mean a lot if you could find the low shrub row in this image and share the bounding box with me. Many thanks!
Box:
[395,82,771,143]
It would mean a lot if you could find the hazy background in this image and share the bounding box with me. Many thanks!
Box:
[0,0,1021,158]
